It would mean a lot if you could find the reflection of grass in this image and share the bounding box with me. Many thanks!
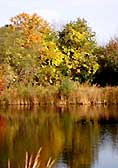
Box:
[8,148,55,168]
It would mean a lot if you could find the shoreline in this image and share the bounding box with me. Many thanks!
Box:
[0,85,118,106]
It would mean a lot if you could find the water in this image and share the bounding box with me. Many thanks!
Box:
[0,105,118,168]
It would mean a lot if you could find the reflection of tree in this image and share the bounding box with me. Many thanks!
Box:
[0,106,118,167]
[0,109,65,168]
[0,115,8,168]
[61,120,99,168]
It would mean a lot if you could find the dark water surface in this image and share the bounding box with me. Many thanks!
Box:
[0,105,118,168]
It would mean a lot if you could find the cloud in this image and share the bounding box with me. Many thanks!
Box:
[38,9,61,21]
[59,0,118,7]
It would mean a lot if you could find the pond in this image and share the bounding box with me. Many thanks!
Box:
[0,105,118,168]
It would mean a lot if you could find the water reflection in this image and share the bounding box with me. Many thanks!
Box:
[92,124,118,168]
[0,105,118,168]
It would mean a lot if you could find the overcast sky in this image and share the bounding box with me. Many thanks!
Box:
[0,0,118,44]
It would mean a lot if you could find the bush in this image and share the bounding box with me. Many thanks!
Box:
[59,78,77,96]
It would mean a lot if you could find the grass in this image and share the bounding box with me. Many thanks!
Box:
[0,80,118,106]
[8,148,55,168]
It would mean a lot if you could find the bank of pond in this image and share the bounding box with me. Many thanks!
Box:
[0,85,118,106]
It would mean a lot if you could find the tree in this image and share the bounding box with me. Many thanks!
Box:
[57,18,99,83]
[0,13,64,87]
[0,25,38,86]
[94,38,118,86]
[10,13,50,48]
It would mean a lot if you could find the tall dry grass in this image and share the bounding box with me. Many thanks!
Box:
[8,148,55,168]
[0,81,118,106]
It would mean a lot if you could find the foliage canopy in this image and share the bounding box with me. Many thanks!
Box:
[0,13,64,87]
[57,18,99,83]
[0,13,118,88]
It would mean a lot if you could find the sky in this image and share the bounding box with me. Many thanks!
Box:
[0,0,118,44]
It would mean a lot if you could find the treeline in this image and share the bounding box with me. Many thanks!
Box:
[0,13,118,91]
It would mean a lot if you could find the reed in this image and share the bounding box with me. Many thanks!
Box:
[64,84,118,105]
[0,82,118,106]
[8,148,55,168]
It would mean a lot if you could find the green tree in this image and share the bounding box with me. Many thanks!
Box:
[0,25,38,87]
[57,18,99,83]
[0,13,64,87]
[94,38,118,86]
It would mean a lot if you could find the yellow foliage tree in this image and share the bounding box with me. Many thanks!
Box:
[10,13,50,47]
[9,13,64,85]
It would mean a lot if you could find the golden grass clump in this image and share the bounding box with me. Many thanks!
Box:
[8,148,55,168]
